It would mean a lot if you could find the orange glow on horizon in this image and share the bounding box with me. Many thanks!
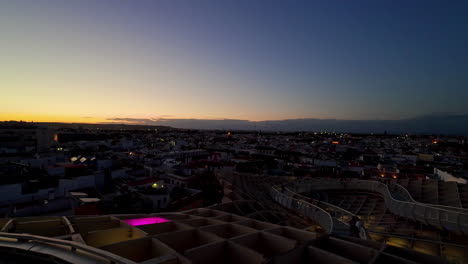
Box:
[0,113,108,124]
[0,112,315,124]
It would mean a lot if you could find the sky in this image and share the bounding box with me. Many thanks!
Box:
[1,0,468,124]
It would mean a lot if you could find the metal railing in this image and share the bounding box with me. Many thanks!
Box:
[218,170,370,238]
[390,181,468,213]
[388,182,417,202]
[282,186,370,240]
[292,179,468,235]
[0,232,135,264]
[270,186,334,234]
[284,187,353,225]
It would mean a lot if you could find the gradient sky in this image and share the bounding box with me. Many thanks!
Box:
[1,0,468,123]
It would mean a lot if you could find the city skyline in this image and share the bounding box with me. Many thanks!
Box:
[1,2,468,260]
[1,0,468,123]
[3,113,468,135]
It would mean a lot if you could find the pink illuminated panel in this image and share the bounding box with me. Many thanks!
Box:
[122,217,170,226]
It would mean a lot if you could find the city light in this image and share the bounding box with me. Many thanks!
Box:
[0,1,466,261]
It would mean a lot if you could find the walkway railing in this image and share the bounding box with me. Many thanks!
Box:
[0,232,134,264]
[270,186,334,234]
[293,179,468,235]
[388,182,417,202]
[282,186,370,240]
[284,187,353,225]
[218,170,370,238]
[390,181,468,213]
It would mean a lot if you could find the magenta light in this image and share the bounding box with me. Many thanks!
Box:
[123,217,170,226]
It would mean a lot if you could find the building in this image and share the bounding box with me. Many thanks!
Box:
[0,122,53,154]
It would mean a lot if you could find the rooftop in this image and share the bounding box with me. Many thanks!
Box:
[0,208,449,263]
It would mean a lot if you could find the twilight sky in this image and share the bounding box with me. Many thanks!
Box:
[1,0,468,123]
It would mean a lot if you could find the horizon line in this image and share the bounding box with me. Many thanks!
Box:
[1,112,467,125]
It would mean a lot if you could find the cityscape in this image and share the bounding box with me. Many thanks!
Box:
[1,121,468,263]
[1,1,468,264]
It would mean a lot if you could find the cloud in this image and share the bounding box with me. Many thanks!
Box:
[105,117,161,125]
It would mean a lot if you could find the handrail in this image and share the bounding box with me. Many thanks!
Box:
[0,232,135,264]
[219,170,468,235]
[284,186,370,240]
[285,187,354,222]
[292,179,468,235]
[375,180,468,215]
[295,178,468,215]
[390,181,468,213]
[220,171,369,238]
[270,186,334,234]
[388,182,417,202]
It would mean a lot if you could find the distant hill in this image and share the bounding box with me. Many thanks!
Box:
[145,114,468,135]
[38,122,174,131]
[4,113,467,135]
